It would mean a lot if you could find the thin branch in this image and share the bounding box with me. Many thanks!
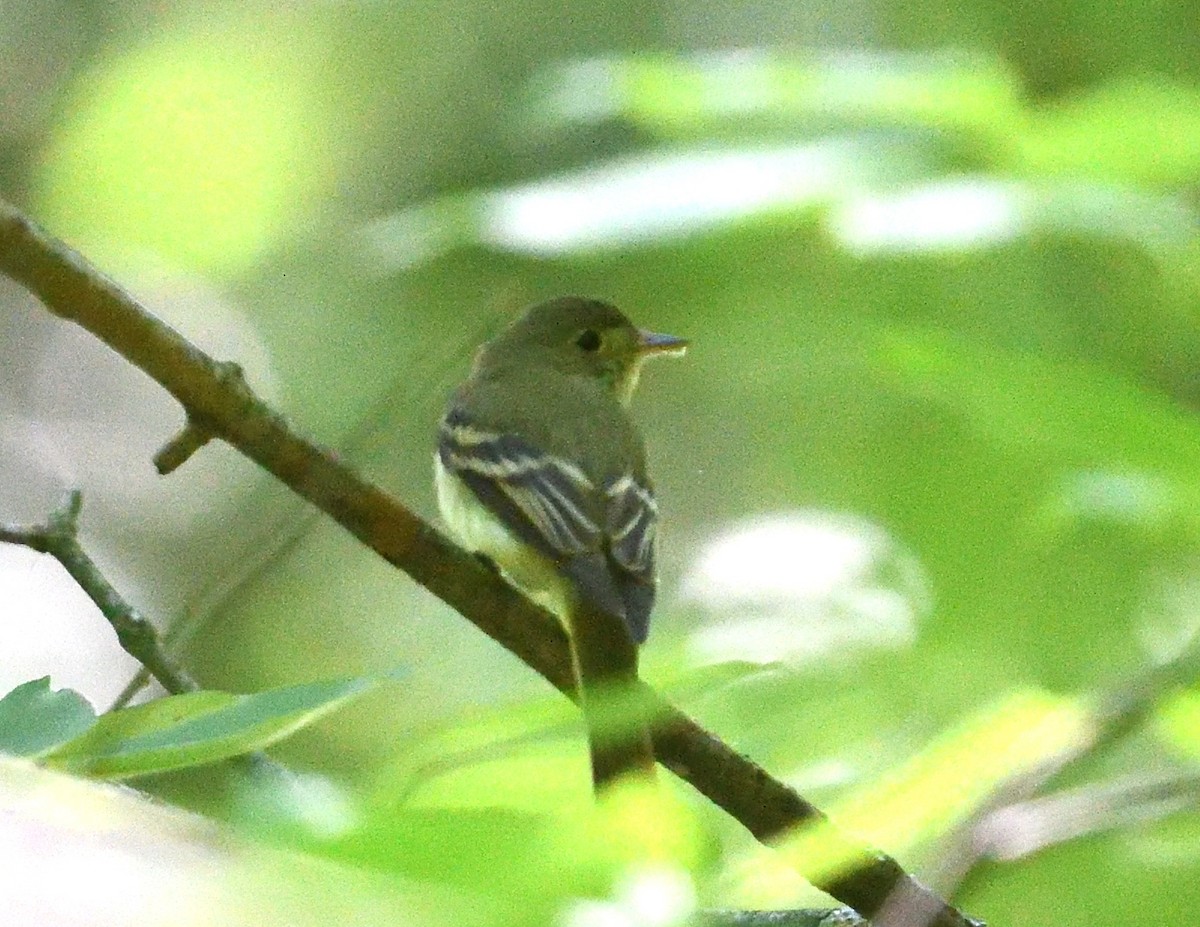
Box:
[977,770,1200,861]
[700,908,866,927]
[109,667,154,710]
[0,201,980,927]
[928,639,1200,896]
[0,490,198,696]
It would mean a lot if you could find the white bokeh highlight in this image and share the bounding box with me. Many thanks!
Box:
[830,178,1028,253]
[562,867,695,927]
[482,145,863,254]
[0,545,135,707]
[679,511,931,666]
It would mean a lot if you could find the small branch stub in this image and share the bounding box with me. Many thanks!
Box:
[154,419,213,474]
[153,362,247,474]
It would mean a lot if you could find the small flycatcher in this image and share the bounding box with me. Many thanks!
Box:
[436,296,687,791]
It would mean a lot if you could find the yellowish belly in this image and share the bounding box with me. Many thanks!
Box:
[434,455,573,620]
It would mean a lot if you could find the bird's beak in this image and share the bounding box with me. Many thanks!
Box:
[637,329,688,357]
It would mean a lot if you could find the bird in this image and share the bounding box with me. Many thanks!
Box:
[435,296,687,792]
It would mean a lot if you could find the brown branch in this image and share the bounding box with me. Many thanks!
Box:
[0,201,980,927]
[0,490,198,696]
[154,416,217,474]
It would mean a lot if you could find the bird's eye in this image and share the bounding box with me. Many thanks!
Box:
[575,329,602,352]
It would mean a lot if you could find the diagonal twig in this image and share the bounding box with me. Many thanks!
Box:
[0,201,980,927]
[977,769,1200,861]
[702,907,867,927]
[0,490,198,696]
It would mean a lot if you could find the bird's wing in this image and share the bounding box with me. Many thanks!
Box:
[439,408,659,642]
[601,474,658,643]
[438,408,602,560]
[604,474,657,580]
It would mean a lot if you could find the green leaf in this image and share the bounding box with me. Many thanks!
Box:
[34,26,347,278]
[43,677,376,779]
[727,690,1090,908]
[1158,688,1200,760]
[873,326,1200,478]
[1022,76,1200,186]
[0,678,97,758]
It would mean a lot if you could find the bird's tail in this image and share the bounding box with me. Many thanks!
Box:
[567,600,657,792]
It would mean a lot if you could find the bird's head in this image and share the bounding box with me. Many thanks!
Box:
[478,296,688,405]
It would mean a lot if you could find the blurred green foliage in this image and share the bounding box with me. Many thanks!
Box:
[0,674,381,776]
[5,1,1200,926]
[42,675,379,778]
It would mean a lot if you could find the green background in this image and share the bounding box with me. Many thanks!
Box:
[4,1,1200,924]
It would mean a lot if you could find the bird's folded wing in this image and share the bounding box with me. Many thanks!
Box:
[602,474,658,642]
[438,409,602,559]
[439,409,660,641]
[604,474,657,582]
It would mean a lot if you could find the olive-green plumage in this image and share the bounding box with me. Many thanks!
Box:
[436,295,686,791]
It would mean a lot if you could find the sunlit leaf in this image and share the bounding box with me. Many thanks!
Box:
[1022,76,1200,186]
[723,690,1090,907]
[568,774,707,871]
[315,804,558,924]
[34,22,339,276]
[534,51,1022,142]
[320,780,706,926]
[1157,689,1200,760]
[377,692,583,808]
[829,688,1090,851]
